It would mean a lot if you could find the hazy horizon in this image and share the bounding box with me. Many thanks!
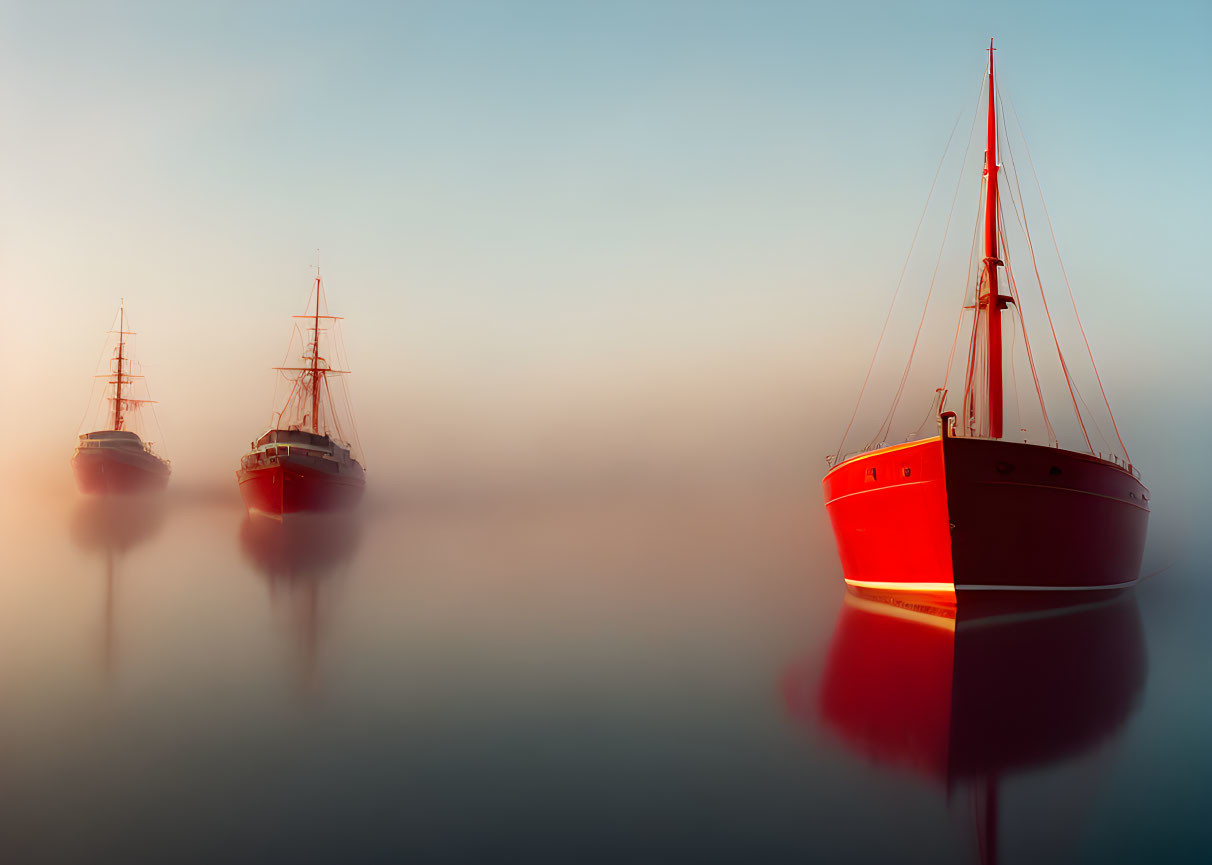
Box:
[1,0,1207,506]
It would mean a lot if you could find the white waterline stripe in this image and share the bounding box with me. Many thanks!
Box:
[843,579,955,592]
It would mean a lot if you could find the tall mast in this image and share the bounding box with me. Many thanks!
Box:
[114,300,125,431]
[276,261,350,439]
[982,39,1004,438]
[311,270,321,435]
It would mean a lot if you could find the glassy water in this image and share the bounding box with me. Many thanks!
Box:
[0,477,1207,864]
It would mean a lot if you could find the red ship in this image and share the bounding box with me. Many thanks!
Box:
[72,301,171,494]
[823,43,1148,594]
[237,265,365,517]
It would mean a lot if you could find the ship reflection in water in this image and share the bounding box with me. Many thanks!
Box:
[786,587,1147,864]
[69,495,165,675]
[238,513,363,689]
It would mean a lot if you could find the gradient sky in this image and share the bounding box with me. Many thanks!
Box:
[0,0,1206,490]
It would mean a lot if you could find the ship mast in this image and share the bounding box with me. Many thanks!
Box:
[114,299,125,431]
[276,263,349,439]
[981,39,1004,439]
[311,270,321,435]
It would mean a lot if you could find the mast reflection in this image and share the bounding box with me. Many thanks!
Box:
[238,514,362,690]
[786,588,1147,864]
[69,495,165,675]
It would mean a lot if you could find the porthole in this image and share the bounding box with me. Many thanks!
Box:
[902,467,911,478]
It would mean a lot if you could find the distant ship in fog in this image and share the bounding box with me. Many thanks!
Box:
[72,300,171,494]
[237,265,365,517]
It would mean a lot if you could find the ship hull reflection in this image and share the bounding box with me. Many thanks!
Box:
[787,586,1147,863]
[70,495,166,675]
[239,512,362,690]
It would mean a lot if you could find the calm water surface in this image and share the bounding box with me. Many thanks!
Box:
[0,477,1207,864]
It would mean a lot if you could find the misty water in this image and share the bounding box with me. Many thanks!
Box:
[0,452,1207,865]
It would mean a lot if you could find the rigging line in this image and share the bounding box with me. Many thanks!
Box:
[336,372,359,443]
[876,97,982,444]
[964,292,986,438]
[272,323,305,429]
[335,323,362,444]
[941,307,968,396]
[1074,385,1113,456]
[996,196,1056,441]
[328,377,359,455]
[996,116,1092,453]
[942,187,986,392]
[323,380,342,440]
[149,402,170,459]
[960,292,981,434]
[994,110,1076,423]
[280,322,303,368]
[1002,257,1057,443]
[330,325,363,456]
[972,324,987,435]
[342,383,363,457]
[831,107,968,463]
[269,380,282,430]
[960,211,984,431]
[330,320,363,457]
[1004,92,1131,462]
[911,391,938,437]
[1001,246,1056,443]
[78,314,118,434]
[140,358,169,457]
[1007,303,1023,433]
[877,129,969,445]
[998,202,1066,445]
[280,372,306,429]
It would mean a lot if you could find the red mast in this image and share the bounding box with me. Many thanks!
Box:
[982,39,1004,439]
[311,272,321,435]
[114,300,125,431]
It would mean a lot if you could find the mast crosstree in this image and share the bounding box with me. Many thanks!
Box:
[273,268,350,440]
[98,300,155,433]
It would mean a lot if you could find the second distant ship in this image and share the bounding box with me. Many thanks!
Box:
[237,267,365,517]
[73,301,171,494]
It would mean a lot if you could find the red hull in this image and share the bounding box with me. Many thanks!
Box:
[822,434,1149,592]
[237,458,365,517]
[72,449,170,495]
